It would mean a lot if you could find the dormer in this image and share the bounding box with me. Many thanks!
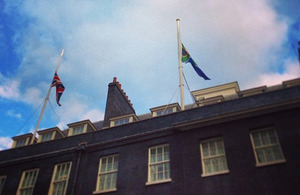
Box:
[150,103,181,117]
[283,78,300,88]
[192,82,240,105]
[110,113,138,127]
[11,133,37,148]
[239,86,267,97]
[67,120,96,136]
[37,127,65,143]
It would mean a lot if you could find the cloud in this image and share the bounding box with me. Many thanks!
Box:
[6,110,22,119]
[247,59,300,88]
[23,87,44,106]
[2,0,294,117]
[81,109,104,122]
[0,137,13,151]
[0,79,20,99]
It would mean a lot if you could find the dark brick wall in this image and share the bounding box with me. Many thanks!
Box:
[0,85,300,194]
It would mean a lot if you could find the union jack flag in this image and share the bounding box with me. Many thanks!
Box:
[51,73,65,106]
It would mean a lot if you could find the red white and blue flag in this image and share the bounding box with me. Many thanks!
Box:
[51,73,65,106]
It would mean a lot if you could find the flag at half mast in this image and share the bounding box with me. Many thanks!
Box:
[51,73,65,106]
[182,44,210,80]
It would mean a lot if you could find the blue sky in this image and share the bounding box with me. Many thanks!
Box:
[0,0,299,150]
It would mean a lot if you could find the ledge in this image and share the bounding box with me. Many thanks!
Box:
[201,170,230,177]
[255,159,287,167]
[93,188,117,194]
[145,178,172,186]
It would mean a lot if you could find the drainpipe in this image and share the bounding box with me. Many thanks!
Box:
[71,142,87,195]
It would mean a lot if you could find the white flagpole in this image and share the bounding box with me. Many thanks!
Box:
[177,19,185,110]
[30,49,64,144]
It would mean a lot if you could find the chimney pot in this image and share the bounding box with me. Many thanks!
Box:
[113,77,117,83]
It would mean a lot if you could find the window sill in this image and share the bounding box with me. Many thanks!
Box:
[146,178,172,186]
[255,159,286,167]
[93,188,117,194]
[201,170,230,177]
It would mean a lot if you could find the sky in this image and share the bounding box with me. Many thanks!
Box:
[0,0,299,150]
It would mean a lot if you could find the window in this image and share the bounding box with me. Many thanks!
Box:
[110,114,138,127]
[200,138,229,177]
[114,118,129,126]
[41,132,54,142]
[15,139,27,148]
[0,176,6,195]
[48,162,72,195]
[146,144,171,185]
[94,155,119,194]
[156,108,173,116]
[17,169,39,195]
[250,128,285,166]
[150,103,181,117]
[72,125,84,135]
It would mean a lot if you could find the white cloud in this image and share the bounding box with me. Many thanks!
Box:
[6,110,22,119]
[2,0,293,117]
[0,137,13,151]
[80,109,104,122]
[23,87,44,106]
[247,59,300,88]
[0,79,20,99]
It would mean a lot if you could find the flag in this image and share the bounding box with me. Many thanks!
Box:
[182,44,210,80]
[51,73,65,106]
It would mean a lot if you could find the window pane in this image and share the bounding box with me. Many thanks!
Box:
[97,155,118,191]
[252,132,261,147]
[18,169,39,195]
[148,145,170,182]
[216,140,224,154]
[41,132,53,142]
[261,131,269,145]
[256,148,266,163]
[50,162,71,195]
[209,142,217,156]
[268,130,277,144]
[204,159,211,174]
[251,129,285,165]
[201,138,228,175]
[273,146,284,161]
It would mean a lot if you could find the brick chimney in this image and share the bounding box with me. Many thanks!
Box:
[103,77,135,127]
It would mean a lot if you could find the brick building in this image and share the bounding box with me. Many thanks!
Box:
[0,77,300,195]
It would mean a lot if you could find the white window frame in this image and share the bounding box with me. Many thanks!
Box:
[93,154,119,194]
[150,103,180,117]
[17,168,39,195]
[48,162,72,195]
[0,175,6,195]
[110,114,138,127]
[68,124,87,136]
[39,131,55,142]
[146,144,171,185]
[13,138,30,148]
[200,137,229,177]
[155,108,174,116]
[250,127,286,167]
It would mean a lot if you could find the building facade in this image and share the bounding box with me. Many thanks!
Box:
[0,77,300,195]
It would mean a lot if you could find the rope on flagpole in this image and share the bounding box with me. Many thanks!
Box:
[17,100,44,134]
[182,71,197,105]
[48,99,68,130]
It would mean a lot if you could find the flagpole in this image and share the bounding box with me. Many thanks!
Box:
[30,49,65,144]
[177,19,185,110]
